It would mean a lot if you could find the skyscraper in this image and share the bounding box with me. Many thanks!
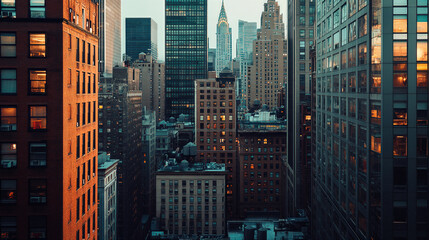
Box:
[98,0,122,76]
[126,18,158,62]
[195,72,237,218]
[133,53,166,121]
[98,67,143,240]
[313,0,429,239]
[286,0,315,217]
[216,0,232,76]
[208,48,217,72]
[236,20,257,107]
[165,0,208,119]
[247,0,287,110]
[0,1,99,239]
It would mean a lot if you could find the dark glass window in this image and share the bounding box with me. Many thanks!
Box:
[29,143,47,167]
[0,69,16,94]
[29,216,46,239]
[0,217,16,239]
[29,179,47,204]
[0,179,16,203]
[0,0,16,18]
[30,0,45,18]
[0,143,16,168]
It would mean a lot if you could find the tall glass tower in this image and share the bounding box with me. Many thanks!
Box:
[126,18,158,62]
[165,0,208,119]
[313,0,429,239]
[216,0,232,76]
[236,20,257,107]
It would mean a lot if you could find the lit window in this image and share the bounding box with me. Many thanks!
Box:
[0,180,16,203]
[393,41,407,61]
[417,41,428,61]
[29,179,47,204]
[417,15,428,33]
[393,73,408,88]
[0,32,16,57]
[29,106,47,130]
[417,71,428,87]
[0,106,16,131]
[29,33,46,57]
[29,70,46,94]
[0,0,16,18]
[0,143,16,168]
[393,103,407,126]
[30,0,45,18]
[393,15,407,33]
[0,69,16,94]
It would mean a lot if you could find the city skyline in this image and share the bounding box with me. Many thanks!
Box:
[122,0,287,61]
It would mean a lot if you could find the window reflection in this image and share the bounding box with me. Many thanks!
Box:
[29,33,46,57]
[417,41,428,61]
[417,72,428,87]
[393,41,407,61]
[29,70,46,93]
[393,15,407,33]
[417,15,428,33]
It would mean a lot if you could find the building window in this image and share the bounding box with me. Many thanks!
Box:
[0,143,16,169]
[29,179,47,204]
[0,69,16,94]
[393,11,407,33]
[393,136,407,156]
[393,41,407,62]
[0,32,16,57]
[417,137,428,157]
[76,38,80,62]
[0,217,16,239]
[29,70,46,94]
[29,216,46,239]
[30,0,45,18]
[0,179,16,204]
[29,106,47,130]
[29,33,46,57]
[349,21,357,42]
[82,40,85,63]
[417,41,428,62]
[1,106,16,131]
[29,143,47,167]
[0,0,16,18]
[417,15,428,33]
[358,14,367,37]
[393,103,407,126]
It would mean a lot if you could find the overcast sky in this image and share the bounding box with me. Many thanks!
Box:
[122,0,287,61]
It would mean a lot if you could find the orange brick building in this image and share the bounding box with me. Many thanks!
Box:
[0,1,98,239]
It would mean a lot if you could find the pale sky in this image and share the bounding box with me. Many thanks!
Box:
[122,0,287,61]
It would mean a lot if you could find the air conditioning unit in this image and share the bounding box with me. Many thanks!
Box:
[30,197,43,203]
[31,160,42,166]
[1,10,15,18]
[82,179,85,185]
[0,125,12,131]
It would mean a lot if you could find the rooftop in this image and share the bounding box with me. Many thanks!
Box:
[157,160,225,173]
[98,152,119,170]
